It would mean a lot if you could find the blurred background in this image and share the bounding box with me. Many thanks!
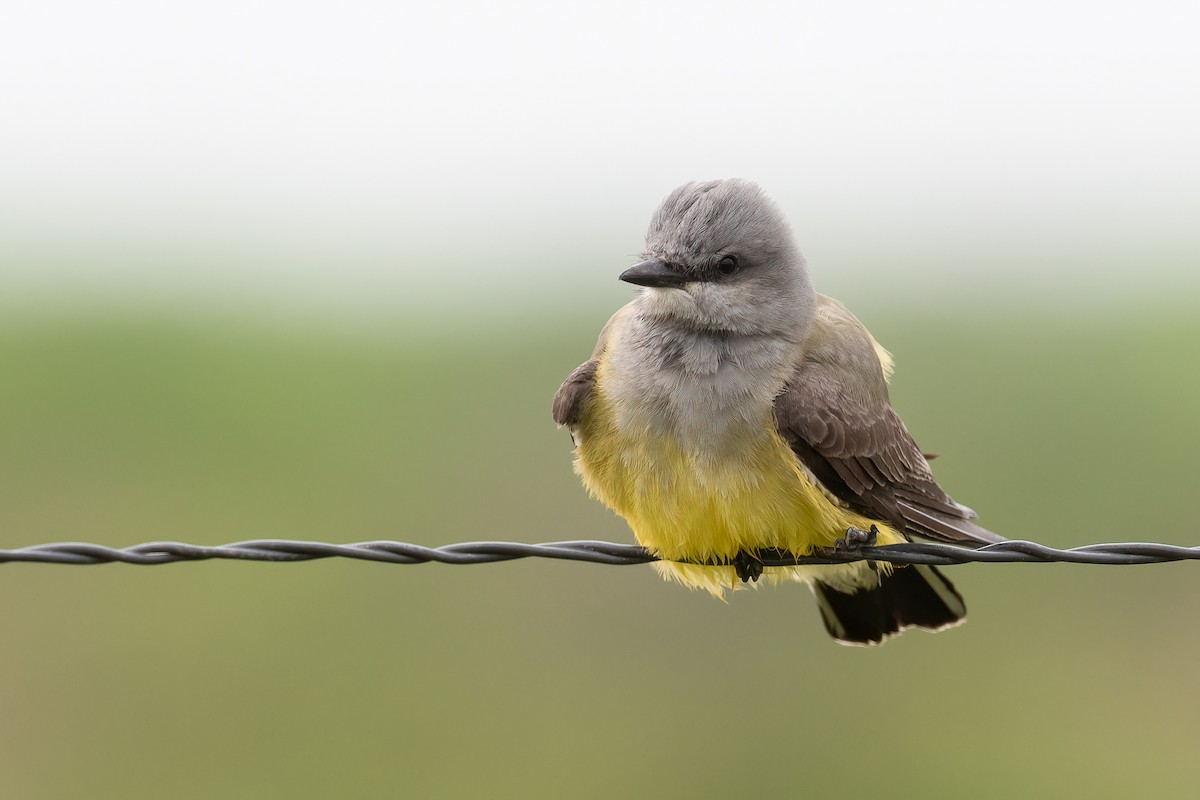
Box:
[2,1,1198,797]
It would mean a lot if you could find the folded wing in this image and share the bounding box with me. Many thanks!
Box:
[774,317,1001,546]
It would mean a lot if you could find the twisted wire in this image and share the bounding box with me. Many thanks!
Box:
[0,539,1197,567]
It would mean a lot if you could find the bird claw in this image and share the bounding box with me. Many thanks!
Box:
[835,524,879,551]
[732,550,763,583]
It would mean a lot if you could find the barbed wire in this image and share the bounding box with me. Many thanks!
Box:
[0,538,1197,567]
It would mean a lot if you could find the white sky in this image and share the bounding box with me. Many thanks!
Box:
[2,0,1198,313]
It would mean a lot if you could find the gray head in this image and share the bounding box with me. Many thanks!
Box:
[621,179,815,339]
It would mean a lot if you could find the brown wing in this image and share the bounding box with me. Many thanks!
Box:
[553,360,598,428]
[774,359,1002,545]
[553,305,634,433]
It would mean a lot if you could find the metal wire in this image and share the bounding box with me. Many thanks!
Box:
[0,539,1197,567]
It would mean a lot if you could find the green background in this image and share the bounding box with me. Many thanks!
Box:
[6,0,1199,794]
[1,290,1197,798]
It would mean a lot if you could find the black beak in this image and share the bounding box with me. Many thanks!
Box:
[618,260,689,289]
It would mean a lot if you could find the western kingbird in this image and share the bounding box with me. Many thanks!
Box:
[553,179,1002,645]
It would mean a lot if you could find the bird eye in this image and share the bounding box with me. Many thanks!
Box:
[717,255,739,275]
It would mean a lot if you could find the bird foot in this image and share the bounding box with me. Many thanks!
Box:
[732,550,763,583]
[835,524,879,551]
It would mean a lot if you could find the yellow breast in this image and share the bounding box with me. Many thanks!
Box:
[574,360,902,596]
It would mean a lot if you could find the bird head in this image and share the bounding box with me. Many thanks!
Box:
[622,179,815,339]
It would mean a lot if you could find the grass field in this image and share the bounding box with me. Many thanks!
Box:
[1,303,1197,798]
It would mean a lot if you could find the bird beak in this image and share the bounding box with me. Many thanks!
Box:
[618,260,689,289]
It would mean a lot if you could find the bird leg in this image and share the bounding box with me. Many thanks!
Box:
[835,524,879,551]
[732,550,764,583]
[832,525,882,579]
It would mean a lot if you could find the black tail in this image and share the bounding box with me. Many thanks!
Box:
[811,565,966,646]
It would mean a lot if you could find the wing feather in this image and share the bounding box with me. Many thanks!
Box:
[552,360,598,429]
[552,304,634,433]
[774,329,1001,546]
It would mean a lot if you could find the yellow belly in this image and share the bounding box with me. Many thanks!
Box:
[575,374,903,596]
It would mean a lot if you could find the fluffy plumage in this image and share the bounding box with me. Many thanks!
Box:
[554,179,998,644]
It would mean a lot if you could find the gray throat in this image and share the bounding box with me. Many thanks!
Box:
[607,312,801,449]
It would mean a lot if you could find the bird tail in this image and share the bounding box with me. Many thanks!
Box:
[811,564,966,646]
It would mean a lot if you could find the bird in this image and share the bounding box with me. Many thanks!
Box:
[553,179,1002,645]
